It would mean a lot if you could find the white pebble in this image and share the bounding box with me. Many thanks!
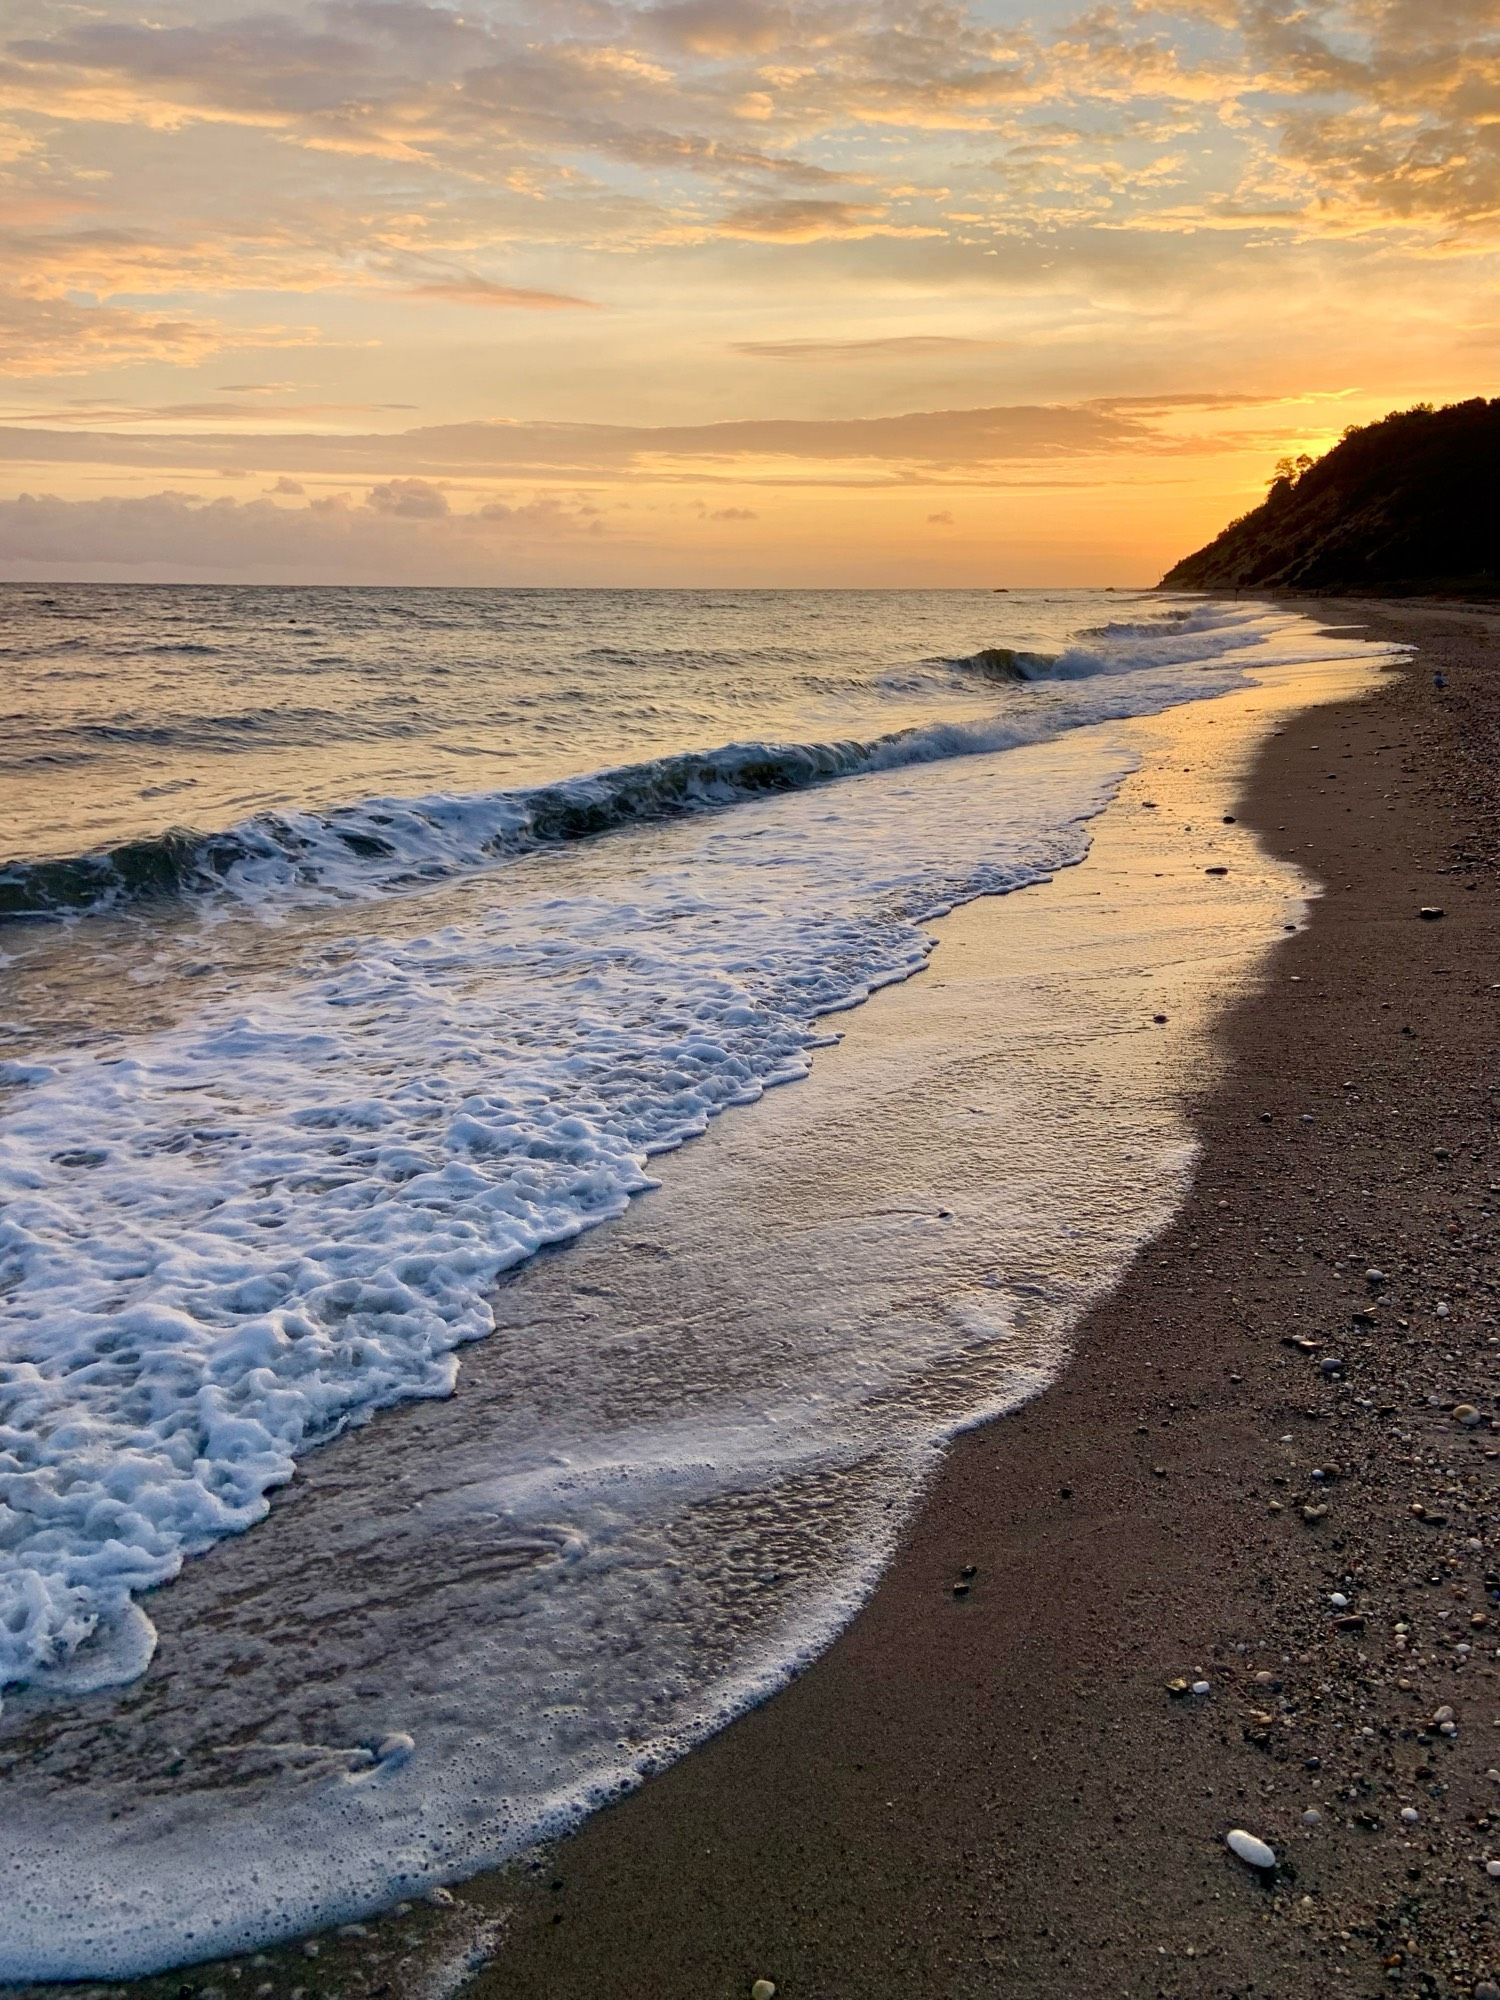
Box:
[1302,1809,1322,1827]
[1226,1828,1277,1870]
[1192,1680,1211,1696]
[752,1982,777,2000]
[1487,1860,1500,1880]
[1329,1593,1349,1609]
[1400,1807,1419,1825]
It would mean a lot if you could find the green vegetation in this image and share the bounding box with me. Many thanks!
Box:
[1160,399,1499,594]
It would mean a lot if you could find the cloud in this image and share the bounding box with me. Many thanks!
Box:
[0,485,604,582]
[732,333,1003,360]
[0,400,1170,482]
[403,275,600,310]
[0,292,231,376]
[707,504,758,518]
[366,475,448,516]
[12,396,418,425]
[716,197,939,241]
[926,508,955,524]
[647,1,791,58]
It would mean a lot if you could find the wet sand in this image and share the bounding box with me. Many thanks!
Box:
[461,598,1498,2000]
[11,600,1499,1999]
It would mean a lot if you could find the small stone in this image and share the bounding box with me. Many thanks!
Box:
[1418,906,1445,920]
[1472,1982,1500,2000]
[1487,1860,1500,1881]
[1302,1503,1329,1523]
[1454,1404,1482,1426]
[1329,1592,1349,1609]
[1192,1680,1211,1697]
[1302,1809,1322,1827]
[1400,1807,1420,1825]
[752,1981,777,2000]
[1205,865,1229,875]
[1320,1357,1345,1376]
[1226,1828,1277,1871]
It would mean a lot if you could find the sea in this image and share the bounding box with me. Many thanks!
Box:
[0,585,1396,1978]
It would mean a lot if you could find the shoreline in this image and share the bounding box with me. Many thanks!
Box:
[10,599,1498,1998]
[462,595,1495,2000]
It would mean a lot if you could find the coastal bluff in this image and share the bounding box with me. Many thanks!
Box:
[1161,397,1498,594]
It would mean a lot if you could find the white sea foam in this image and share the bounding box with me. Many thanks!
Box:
[0,598,1403,1978]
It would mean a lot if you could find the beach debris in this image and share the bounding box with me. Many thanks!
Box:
[1225,1828,1277,1872]
[752,1980,778,1999]
[1419,906,1445,919]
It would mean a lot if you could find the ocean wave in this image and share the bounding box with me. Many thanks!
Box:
[0,712,1091,923]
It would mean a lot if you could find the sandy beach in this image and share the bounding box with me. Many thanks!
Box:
[8,597,1497,2000]
[455,599,1500,2000]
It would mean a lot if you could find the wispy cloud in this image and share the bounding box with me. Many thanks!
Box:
[402,276,601,310]
[733,333,1004,360]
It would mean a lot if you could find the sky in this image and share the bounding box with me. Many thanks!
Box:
[0,0,1494,585]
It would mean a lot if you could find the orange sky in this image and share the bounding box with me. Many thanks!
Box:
[0,0,1494,584]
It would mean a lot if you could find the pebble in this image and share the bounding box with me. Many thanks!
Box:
[1302,1809,1322,1827]
[1401,1807,1420,1825]
[752,1982,777,2000]
[1191,1680,1211,1697]
[1329,1592,1349,1609]
[1487,1860,1500,1881]
[1473,1983,1500,2000]
[1226,1828,1277,1871]
[1454,1403,1482,1425]
[1418,906,1446,919]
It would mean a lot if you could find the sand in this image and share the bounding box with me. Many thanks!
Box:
[12,598,1498,2000]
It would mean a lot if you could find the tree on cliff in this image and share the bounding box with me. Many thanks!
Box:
[1161,399,1498,593]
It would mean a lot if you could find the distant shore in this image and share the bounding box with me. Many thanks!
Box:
[16,599,1499,2000]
